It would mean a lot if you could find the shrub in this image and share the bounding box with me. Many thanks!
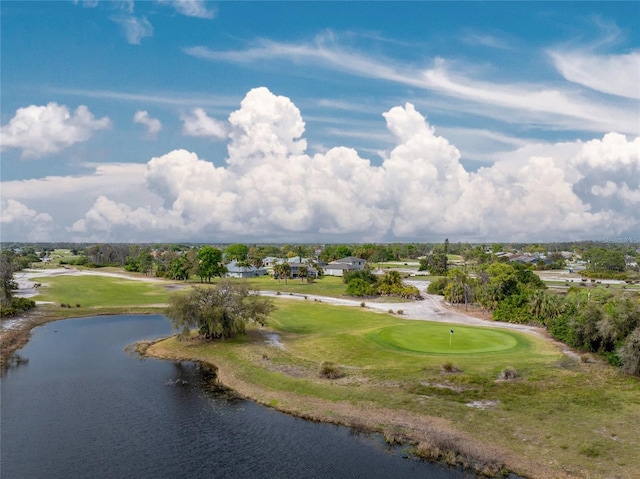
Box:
[498,366,519,380]
[427,277,448,295]
[346,278,377,297]
[319,361,344,379]
[618,327,640,376]
[441,361,461,373]
[579,444,600,458]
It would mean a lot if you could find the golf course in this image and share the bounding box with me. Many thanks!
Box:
[149,298,640,479]
[3,268,640,479]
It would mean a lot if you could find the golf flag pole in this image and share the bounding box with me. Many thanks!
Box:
[449,329,454,345]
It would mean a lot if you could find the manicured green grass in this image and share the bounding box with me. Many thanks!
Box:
[372,323,518,354]
[268,300,557,375]
[33,275,171,307]
[237,275,349,297]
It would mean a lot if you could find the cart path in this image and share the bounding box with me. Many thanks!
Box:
[10,269,547,339]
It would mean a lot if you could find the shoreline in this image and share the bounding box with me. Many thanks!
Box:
[144,336,561,479]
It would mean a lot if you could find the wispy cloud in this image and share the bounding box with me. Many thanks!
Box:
[112,15,153,45]
[46,87,239,112]
[549,50,640,99]
[157,0,216,19]
[185,37,639,136]
[461,32,514,50]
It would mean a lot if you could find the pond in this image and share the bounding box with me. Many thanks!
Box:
[1,314,479,478]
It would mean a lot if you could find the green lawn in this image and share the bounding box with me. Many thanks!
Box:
[239,274,348,297]
[268,300,558,375]
[33,275,171,307]
[372,323,518,354]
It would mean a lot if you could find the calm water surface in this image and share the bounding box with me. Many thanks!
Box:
[1,315,477,478]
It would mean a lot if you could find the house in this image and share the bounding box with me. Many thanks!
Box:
[323,256,366,277]
[225,260,267,279]
[262,257,282,268]
[288,262,318,279]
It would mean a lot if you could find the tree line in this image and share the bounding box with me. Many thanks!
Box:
[428,262,640,375]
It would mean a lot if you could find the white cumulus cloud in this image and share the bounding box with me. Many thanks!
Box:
[181,108,227,139]
[133,110,162,136]
[0,199,56,242]
[0,102,111,158]
[4,87,639,242]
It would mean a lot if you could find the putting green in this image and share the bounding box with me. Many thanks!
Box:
[371,323,519,354]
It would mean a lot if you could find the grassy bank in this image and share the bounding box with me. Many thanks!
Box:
[148,299,640,479]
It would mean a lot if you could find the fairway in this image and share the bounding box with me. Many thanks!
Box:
[372,323,519,354]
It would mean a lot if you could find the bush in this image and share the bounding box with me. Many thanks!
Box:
[346,278,377,297]
[498,366,519,380]
[319,361,344,379]
[1,297,36,318]
[441,361,461,373]
[427,277,448,295]
[618,327,640,376]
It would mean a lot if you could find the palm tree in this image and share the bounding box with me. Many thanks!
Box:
[298,265,308,283]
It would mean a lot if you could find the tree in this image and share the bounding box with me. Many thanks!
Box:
[137,249,154,276]
[274,262,291,284]
[166,281,275,341]
[1,250,18,307]
[419,252,448,275]
[224,244,249,262]
[297,265,308,283]
[197,246,226,283]
[584,247,626,273]
[272,262,290,283]
[167,255,190,281]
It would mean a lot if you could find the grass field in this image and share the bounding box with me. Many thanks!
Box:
[240,274,349,297]
[149,299,640,479]
[32,274,172,307]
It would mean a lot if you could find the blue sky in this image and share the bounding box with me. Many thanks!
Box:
[1,1,639,243]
